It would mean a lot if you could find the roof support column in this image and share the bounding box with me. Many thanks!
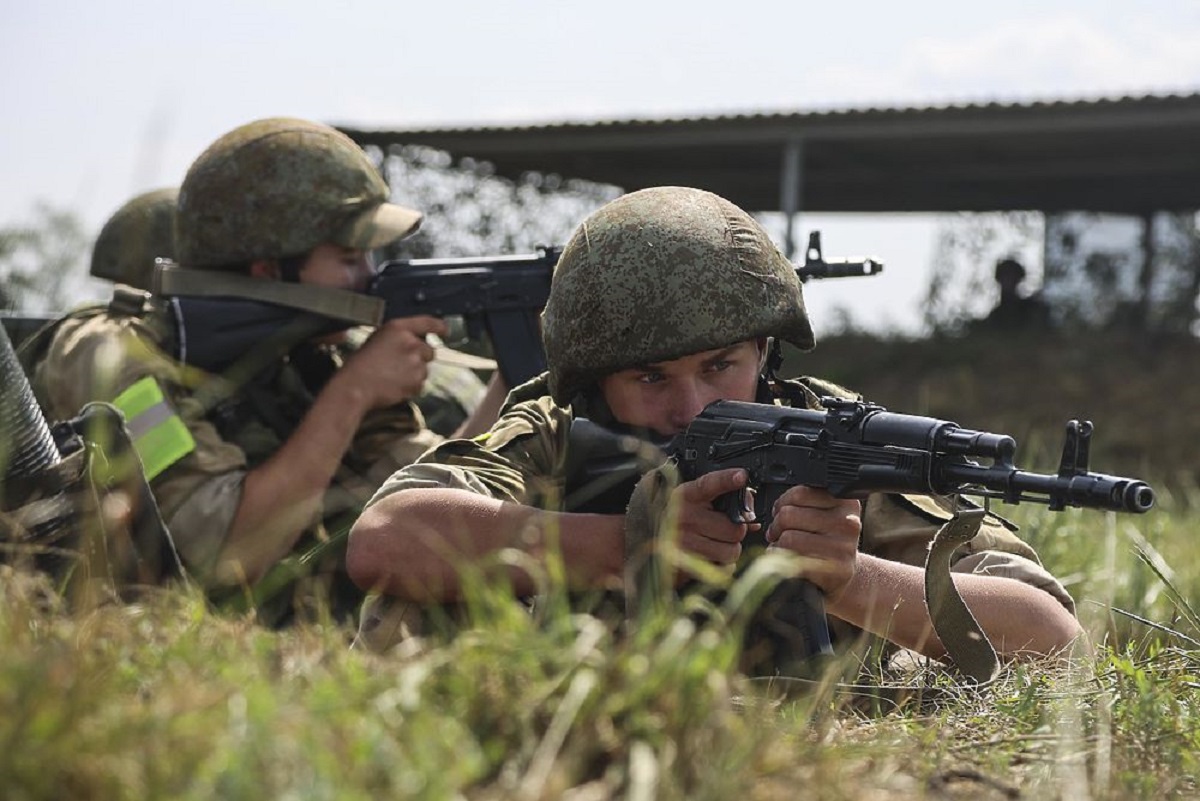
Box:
[1137,210,1157,331]
[780,137,805,259]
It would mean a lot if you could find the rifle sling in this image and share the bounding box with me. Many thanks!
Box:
[923,508,1000,684]
[748,507,1000,707]
[156,264,384,327]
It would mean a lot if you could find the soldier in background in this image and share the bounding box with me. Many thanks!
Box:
[37,185,488,438]
[29,117,505,626]
[978,258,1053,333]
[0,189,179,349]
[89,187,179,291]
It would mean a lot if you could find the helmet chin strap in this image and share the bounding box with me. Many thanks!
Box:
[756,338,792,404]
[763,337,784,382]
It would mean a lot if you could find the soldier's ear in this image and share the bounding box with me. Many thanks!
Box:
[756,337,771,370]
[248,260,282,281]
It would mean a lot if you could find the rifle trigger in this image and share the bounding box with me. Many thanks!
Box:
[735,486,757,524]
[716,486,758,524]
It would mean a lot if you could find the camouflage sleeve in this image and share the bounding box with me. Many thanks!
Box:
[324,409,444,518]
[365,394,570,510]
[862,492,1073,611]
[415,360,487,438]
[33,312,249,554]
[164,471,245,577]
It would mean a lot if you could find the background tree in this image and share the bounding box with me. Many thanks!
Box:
[0,203,93,312]
[367,145,621,260]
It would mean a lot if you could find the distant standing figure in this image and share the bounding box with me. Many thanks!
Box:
[980,258,1052,332]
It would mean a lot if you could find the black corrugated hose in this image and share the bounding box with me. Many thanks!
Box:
[0,322,61,507]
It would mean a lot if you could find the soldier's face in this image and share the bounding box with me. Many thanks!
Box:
[297,244,376,292]
[599,340,763,437]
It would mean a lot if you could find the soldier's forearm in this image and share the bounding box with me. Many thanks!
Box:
[826,554,1082,661]
[347,488,625,602]
[214,377,372,585]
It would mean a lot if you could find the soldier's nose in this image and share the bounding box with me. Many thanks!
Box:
[670,383,709,430]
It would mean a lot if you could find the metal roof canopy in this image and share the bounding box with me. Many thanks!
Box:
[341,92,1200,219]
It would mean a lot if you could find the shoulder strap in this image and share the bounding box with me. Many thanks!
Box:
[156,262,384,326]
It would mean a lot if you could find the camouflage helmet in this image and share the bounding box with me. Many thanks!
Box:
[176,117,422,269]
[542,186,816,404]
[90,187,178,289]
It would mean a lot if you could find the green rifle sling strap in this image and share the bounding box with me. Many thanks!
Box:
[923,507,1001,684]
[154,262,385,327]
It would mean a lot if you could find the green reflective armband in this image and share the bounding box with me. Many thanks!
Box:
[112,376,196,480]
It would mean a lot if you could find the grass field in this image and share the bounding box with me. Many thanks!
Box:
[1,490,1197,800]
[3,330,1196,799]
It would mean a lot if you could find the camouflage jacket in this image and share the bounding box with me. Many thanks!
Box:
[29,300,442,620]
[358,374,1075,652]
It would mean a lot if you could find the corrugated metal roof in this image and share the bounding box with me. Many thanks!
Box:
[343,90,1200,135]
[339,91,1200,214]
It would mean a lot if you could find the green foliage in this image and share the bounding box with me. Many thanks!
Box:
[0,203,91,312]
[2,493,1199,799]
[367,144,620,260]
[783,330,1200,484]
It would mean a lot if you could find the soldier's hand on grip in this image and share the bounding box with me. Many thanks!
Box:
[339,316,448,409]
[765,485,862,603]
[668,467,754,570]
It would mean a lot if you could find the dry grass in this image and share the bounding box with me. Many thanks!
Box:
[1,488,1197,799]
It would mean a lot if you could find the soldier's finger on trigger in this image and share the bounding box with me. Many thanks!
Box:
[401,314,449,338]
[688,467,746,504]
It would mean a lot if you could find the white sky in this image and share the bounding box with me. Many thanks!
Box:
[4,0,1200,332]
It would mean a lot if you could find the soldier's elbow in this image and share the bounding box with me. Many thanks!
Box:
[347,506,399,591]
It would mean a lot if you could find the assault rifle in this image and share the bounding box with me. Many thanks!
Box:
[672,397,1153,665]
[569,396,1154,672]
[156,231,883,386]
[0,321,181,595]
[679,397,1154,518]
